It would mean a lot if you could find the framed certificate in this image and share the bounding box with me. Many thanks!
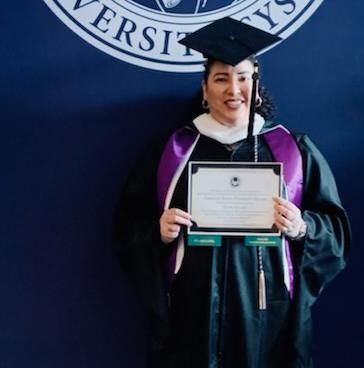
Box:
[187,161,282,237]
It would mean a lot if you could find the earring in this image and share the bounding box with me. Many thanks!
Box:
[256,97,262,107]
[201,99,209,110]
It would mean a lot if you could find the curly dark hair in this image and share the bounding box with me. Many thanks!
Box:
[202,57,276,121]
[256,84,276,121]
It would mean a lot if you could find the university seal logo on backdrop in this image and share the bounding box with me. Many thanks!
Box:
[43,0,323,72]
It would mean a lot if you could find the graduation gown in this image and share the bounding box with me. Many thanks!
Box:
[115,120,350,368]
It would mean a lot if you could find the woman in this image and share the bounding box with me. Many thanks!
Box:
[116,18,350,368]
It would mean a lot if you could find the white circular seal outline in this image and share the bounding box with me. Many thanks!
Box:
[43,0,324,72]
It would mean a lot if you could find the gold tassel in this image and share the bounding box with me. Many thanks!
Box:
[258,270,267,310]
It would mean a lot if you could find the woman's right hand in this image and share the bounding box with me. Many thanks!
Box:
[159,208,192,244]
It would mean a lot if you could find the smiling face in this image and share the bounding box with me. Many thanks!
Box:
[202,59,258,127]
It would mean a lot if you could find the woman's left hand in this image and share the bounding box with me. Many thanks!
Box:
[273,196,305,239]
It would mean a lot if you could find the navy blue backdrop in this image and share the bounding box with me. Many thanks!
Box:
[1,1,363,367]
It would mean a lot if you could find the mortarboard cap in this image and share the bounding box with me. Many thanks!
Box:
[179,17,281,66]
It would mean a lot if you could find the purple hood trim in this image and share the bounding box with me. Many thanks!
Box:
[157,128,199,211]
[263,128,303,208]
[263,127,303,299]
[157,128,200,283]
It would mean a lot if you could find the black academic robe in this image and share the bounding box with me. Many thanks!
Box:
[115,121,350,368]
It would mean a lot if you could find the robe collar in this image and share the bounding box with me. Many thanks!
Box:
[193,113,265,144]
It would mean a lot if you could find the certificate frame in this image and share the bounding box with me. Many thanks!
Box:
[187,161,282,237]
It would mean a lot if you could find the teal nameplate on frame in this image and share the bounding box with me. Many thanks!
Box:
[245,236,281,247]
[188,235,222,247]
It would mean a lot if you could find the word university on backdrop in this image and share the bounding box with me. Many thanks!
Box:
[43,0,323,72]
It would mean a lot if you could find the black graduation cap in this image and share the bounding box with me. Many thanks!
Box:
[179,17,281,146]
[178,17,281,66]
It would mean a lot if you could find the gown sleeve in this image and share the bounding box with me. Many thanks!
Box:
[113,143,169,323]
[295,134,351,307]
